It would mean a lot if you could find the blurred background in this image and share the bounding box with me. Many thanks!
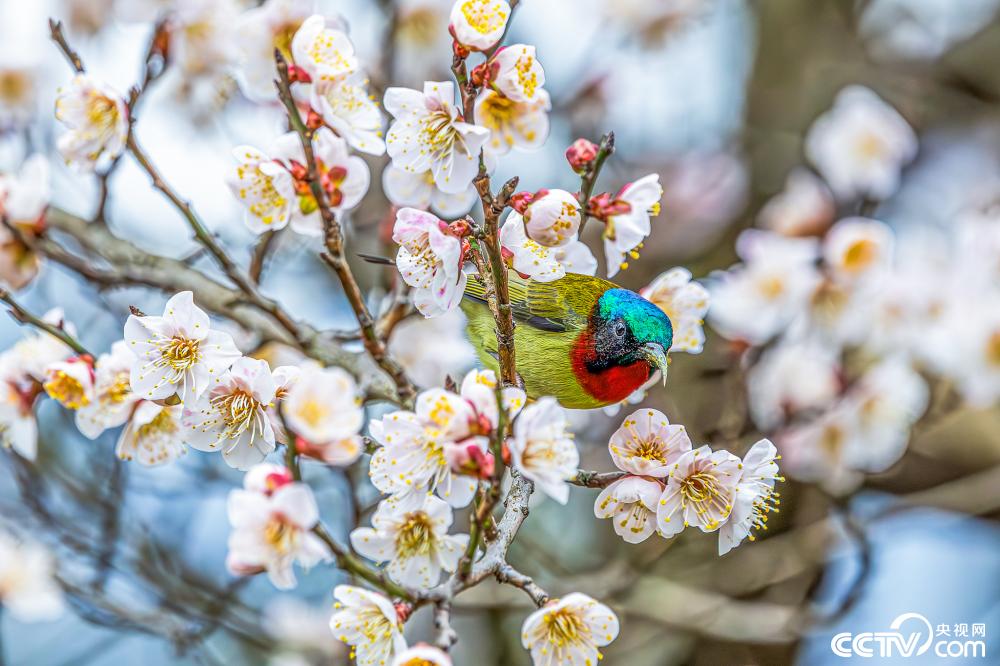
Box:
[0,0,999,664]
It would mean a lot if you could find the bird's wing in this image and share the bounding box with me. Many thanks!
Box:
[463,272,615,333]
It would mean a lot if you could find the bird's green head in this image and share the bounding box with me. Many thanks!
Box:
[588,288,673,376]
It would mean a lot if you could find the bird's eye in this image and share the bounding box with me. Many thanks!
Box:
[614,321,626,338]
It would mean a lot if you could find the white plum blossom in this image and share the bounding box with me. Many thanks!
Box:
[521,189,581,247]
[0,533,65,622]
[75,341,140,439]
[226,479,329,588]
[657,445,742,536]
[500,212,597,282]
[183,357,290,470]
[758,168,835,237]
[490,44,545,103]
[393,207,468,317]
[290,14,358,84]
[594,476,663,544]
[392,644,452,666]
[228,144,296,234]
[283,361,364,466]
[385,81,490,194]
[449,0,511,51]
[382,165,478,219]
[273,128,371,236]
[125,291,242,401]
[0,65,37,128]
[115,402,187,466]
[475,88,550,157]
[708,230,822,345]
[388,309,476,388]
[931,305,1000,407]
[507,397,579,504]
[746,339,841,431]
[0,154,49,226]
[42,357,94,411]
[805,85,917,201]
[243,462,294,495]
[350,494,468,589]
[640,267,710,354]
[236,0,334,101]
[329,585,407,666]
[718,439,782,555]
[822,217,894,284]
[310,73,386,156]
[604,173,663,278]
[520,593,619,666]
[608,408,692,477]
[54,74,129,171]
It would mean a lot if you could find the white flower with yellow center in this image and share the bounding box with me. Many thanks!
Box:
[0,358,41,461]
[746,339,840,431]
[183,357,292,470]
[228,144,296,234]
[391,644,452,666]
[382,165,478,219]
[0,533,65,622]
[0,65,37,127]
[54,74,128,171]
[499,212,597,283]
[0,154,49,226]
[283,361,364,466]
[490,44,545,103]
[520,593,619,666]
[656,445,741,536]
[236,0,339,101]
[594,475,663,544]
[350,494,468,589]
[449,0,510,51]
[719,438,783,555]
[758,167,835,237]
[608,408,692,477]
[474,88,550,158]
[388,308,476,389]
[823,217,894,283]
[115,401,187,466]
[507,397,579,505]
[708,230,822,345]
[310,72,386,156]
[329,585,407,666]
[75,341,140,439]
[604,173,664,278]
[226,480,329,589]
[805,85,917,201]
[125,291,242,402]
[385,81,490,194]
[42,358,93,411]
[640,267,710,354]
[290,14,358,84]
[521,189,581,248]
[393,207,468,317]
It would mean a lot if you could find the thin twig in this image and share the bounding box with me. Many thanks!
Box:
[248,230,277,284]
[0,288,90,356]
[576,131,615,236]
[433,601,459,651]
[570,469,626,489]
[49,19,84,74]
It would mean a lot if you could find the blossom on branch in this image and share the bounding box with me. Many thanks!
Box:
[391,644,452,666]
[489,44,545,103]
[656,445,741,536]
[75,340,140,439]
[597,173,664,278]
[520,189,581,247]
[0,533,65,622]
[350,493,468,589]
[310,73,387,156]
[640,267,710,354]
[289,14,358,85]
[329,585,407,666]
[54,74,128,171]
[499,212,597,282]
[282,361,364,466]
[520,593,619,666]
[42,356,94,411]
[382,165,478,219]
[115,401,187,466]
[449,0,511,51]
[475,88,550,157]
[392,207,468,317]
[507,397,579,504]
[228,144,297,234]
[124,291,242,402]
[719,438,782,555]
[385,81,490,194]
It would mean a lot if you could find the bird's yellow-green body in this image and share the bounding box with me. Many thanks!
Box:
[461,273,673,409]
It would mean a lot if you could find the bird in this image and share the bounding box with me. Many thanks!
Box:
[461,272,673,410]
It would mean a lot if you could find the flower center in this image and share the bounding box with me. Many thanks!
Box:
[756,275,785,300]
[460,0,507,35]
[211,389,264,439]
[236,161,288,226]
[295,399,329,428]
[632,439,666,463]
[85,91,119,131]
[264,516,298,554]
[137,409,178,438]
[543,607,588,647]
[105,371,132,404]
[399,660,437,666]
[0,70,29,103]
[160,337,201,372]
[420,109,464,164]
[680,471,723,504]
[856,132,885,160]
[842,238,877,273]
[395,511,435,558]
[44,370,89,410]
[986,331,1000,367]
[515,54,539,99]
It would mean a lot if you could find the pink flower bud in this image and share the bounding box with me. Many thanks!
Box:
[446,440,495,479]
[566,138,599,173]
[509,191,535,214]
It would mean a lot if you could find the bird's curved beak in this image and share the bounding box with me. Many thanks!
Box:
[638,343,669,385]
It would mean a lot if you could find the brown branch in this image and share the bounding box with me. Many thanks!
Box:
[494,563,549,607]
[0,287,90,356]
[433,601,458,651]
[248,230,278,285]
[576,131,615,235]
[49,19,84,74]
[570,469,626,489]
[274,51,416,408]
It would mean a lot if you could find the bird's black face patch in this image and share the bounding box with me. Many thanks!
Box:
[586,315,639,371]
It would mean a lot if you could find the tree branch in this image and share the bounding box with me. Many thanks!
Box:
[0,287,90,356]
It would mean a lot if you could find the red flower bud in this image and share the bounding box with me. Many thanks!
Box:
[287,63,312,84]
[566,138,599,173]
[305,108,324,131]
[509,191,534,214]
[448,218,472,237]
[394,602,413,623]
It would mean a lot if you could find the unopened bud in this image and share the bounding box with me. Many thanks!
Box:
[446,440,495,479]
[509,191,535,214]
[394,602,413,623]
[287,63,312,84]
[566,138,599,173]
[305,108,324,131]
